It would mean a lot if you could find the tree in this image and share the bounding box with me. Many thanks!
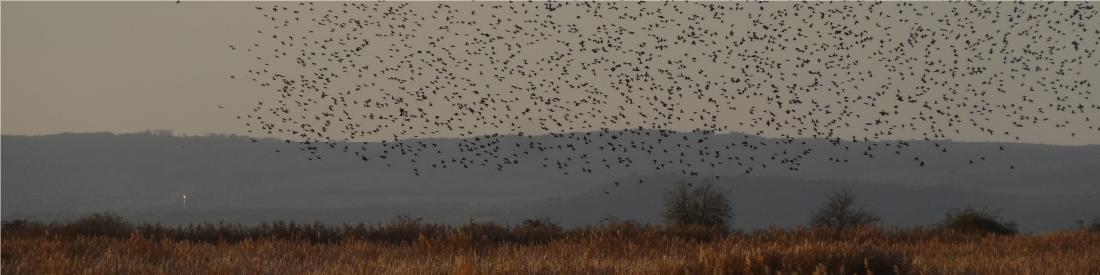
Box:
[663,179,733,231]
[810,190,880,231]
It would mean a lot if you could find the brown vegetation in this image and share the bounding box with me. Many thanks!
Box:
[3,214,1099,274]
[941,207,1018,236]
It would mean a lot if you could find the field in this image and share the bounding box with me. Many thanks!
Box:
[3,215,1099,275]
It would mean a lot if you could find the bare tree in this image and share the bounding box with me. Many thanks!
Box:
[663,180,733,231]
[810,190,880,231]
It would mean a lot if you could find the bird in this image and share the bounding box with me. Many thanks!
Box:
[227,1,1098,180]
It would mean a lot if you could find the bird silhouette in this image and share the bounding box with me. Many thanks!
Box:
[227,1,1098,180]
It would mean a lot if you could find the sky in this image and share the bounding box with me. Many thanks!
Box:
[2,2,265,136]
[2,2,1098,145]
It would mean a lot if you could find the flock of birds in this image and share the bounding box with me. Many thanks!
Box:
[226,1,1098,184]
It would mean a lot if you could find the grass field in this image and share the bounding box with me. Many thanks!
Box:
[3,215,1099,274]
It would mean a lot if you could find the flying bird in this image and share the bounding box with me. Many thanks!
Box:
[228,1,1098,181]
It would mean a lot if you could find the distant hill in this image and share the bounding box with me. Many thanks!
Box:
[509,174,1099,232]
[2,132,1098,231]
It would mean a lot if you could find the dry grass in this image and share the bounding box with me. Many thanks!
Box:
[3,218,1099,274]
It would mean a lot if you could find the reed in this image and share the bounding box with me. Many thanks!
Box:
[3,215,1099,274]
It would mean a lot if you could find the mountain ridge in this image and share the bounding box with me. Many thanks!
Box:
[3,131,1098,231]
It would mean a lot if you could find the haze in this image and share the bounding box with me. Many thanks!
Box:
[3,2,1098,145]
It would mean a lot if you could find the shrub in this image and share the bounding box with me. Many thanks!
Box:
[1,220,47,238]
[457,221,511,244]
[573,220,660,241]
[942,207,1017,235]
[810,190,880,231]
[369,215,447,244]
[664,223,726,242]
[65,212,132,238]
[662,180,733,232]
[1076,217,1100,233]
[513,218,563,244]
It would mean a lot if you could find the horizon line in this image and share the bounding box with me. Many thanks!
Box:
[4,129,1099,147]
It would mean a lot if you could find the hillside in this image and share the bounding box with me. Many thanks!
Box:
[2,132,1098,231]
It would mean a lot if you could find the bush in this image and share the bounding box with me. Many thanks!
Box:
[1,220,46,238]
[572,220,660,241]
[368,215,447,244]
[65,212,132,238]
[942,207,1017,235]
[664,223,726,242]
[662,180,733,232]
[457,221,511,244]
[810,190,880,231]
[1076,217,1100,233]
[513,218,563,244]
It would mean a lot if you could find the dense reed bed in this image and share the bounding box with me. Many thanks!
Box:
[3,215,1099,274]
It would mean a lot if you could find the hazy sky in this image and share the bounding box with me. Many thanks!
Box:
[3,2,265,136]
[3,2,1098,145]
